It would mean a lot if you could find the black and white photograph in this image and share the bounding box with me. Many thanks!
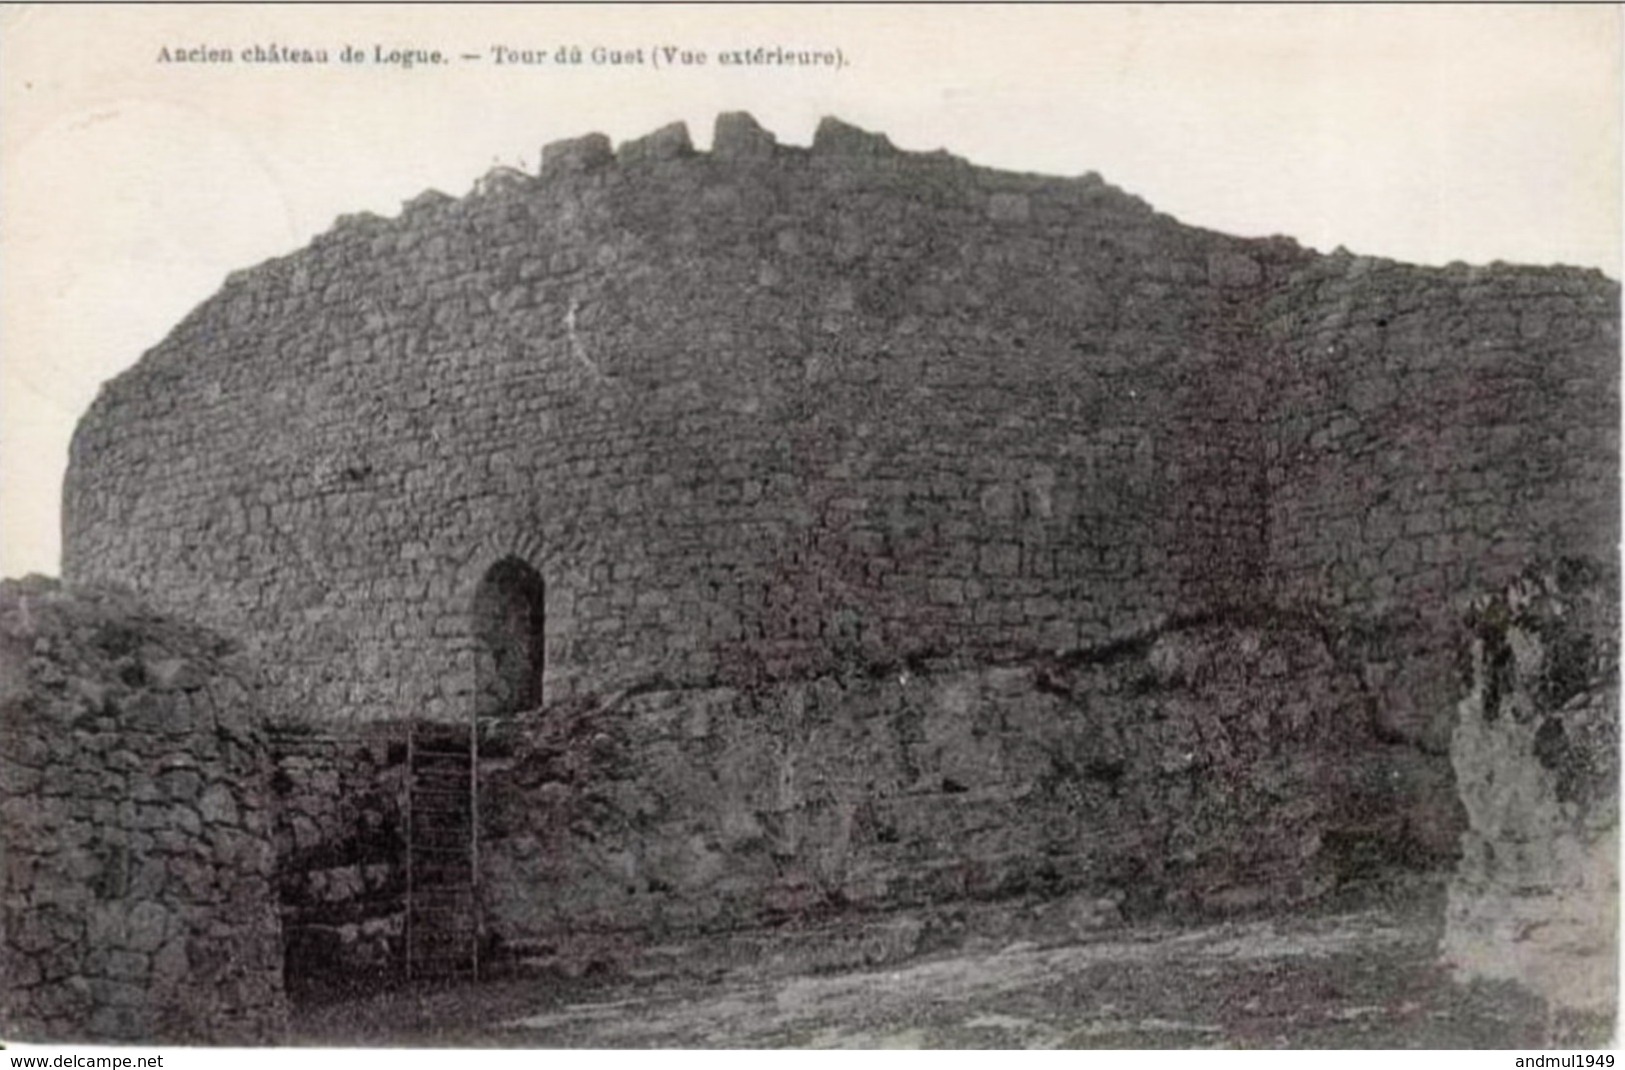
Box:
[1,3,1618,1052]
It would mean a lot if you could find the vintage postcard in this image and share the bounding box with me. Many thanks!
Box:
[1,4,1618,1056]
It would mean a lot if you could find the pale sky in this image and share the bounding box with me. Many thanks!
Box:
[3,4,1620,578]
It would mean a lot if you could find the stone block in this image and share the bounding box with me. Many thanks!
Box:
[988,192,1030,223]
[1444,563,1619,1014]
[617,122,693,165]
[157,767,202,802]
[199,782,239,826]
[146,658,204,691]
[105,950,149,981]
[322,864,364,903]
[471,166,531,197]
[712,111,776,159]
[812,116,897,157]
[978,544,1022,577]
[540,133,613,177]
[30,112,1623,1016]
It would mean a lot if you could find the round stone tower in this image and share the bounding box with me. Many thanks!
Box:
[60,111,1618,939]
[64,114,1311,726]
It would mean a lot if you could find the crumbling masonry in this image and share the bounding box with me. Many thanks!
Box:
[5,114,1616,1035]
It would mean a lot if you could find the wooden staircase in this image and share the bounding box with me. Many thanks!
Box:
[405,719,480,981]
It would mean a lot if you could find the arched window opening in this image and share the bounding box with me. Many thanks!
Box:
[471,556,546,718]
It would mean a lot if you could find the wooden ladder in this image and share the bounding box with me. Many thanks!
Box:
[404,718,479,982]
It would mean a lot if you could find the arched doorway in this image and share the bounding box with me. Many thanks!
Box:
[471,556,546,718]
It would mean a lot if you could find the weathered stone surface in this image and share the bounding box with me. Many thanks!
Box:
[540,132,613,177]
[987,191,1030,223]
[146,657,204,691]
[1208,250,1262,288]
[267,721,408,993]
[711,111,775,159]
[812,116,898,157]
[617,121,693,165]
[0,578,286,1044]
[1442,560,1618,1017]
[401,189,454,217]
[62,116,1615,758]
[199,782,238,826]
[471,166,532,198]
[48,115,1620,977]
[482,620,1385,949]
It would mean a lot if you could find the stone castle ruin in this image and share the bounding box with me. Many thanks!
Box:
[2,114,1617,1042]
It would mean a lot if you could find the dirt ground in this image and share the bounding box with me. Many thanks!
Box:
[289,880,1610,1049]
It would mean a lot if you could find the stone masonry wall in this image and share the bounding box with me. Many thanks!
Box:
[269,724,408,993]
[53,114,1618,945]
[480,617,1378,954]
[63,115,1315,728]
[1264,256,1619,756]
[1443,560,1618,1020]
[0,578,286,1043]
